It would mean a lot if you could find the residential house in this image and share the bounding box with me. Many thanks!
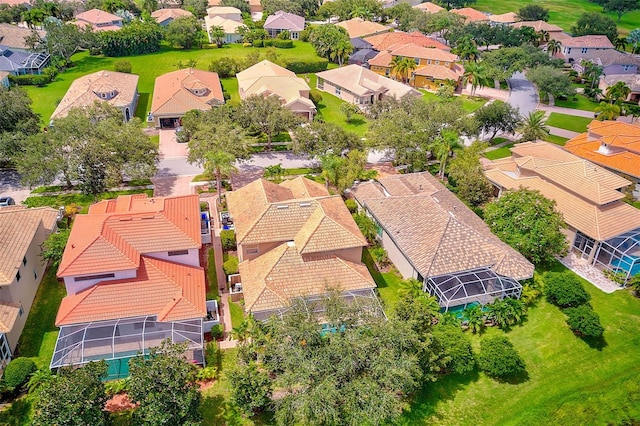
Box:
[0,206,58,373]
[351,172,534,311]
[364,30,450,51]
[413,2,444,13]
[336,18,391,38]
[0,24,50,75]
[368,43,463,90]
[74,9,123,32]
[511,20,566,41]
[316,64,421,107]
[564,120,640,184]
[225,177,378,321]
[451,7,489,23]
[0,71,8,87]
[50,70,139,122]
[150,68,224,129]
[559,35,614,63]
[488,12,519,26]
[348,48,379,66]
[52,194,208,378]
[350,37,373,51]
[236,60,316,120]
[573,49,640,76]
[204,7,245,44]
[151,8,193,27]
[599,74,640,104]
[0,24,44,50]
[484,141,640,282]
[263,10,304,40]
[0,0,30,7]
[207,0,262,20]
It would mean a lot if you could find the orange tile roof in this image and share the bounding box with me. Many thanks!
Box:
[364,31,450,51]
[451,7,488,22]
[55,256,206,326]
[390,44,458,62]
[413,2,444,13]
[239,242,374,313]
[587,120,640,152]
[58,194,201,278]
[151,68,224,117]
[0,302,20,333]
[368,50,393,67]
[561,35,614,49]
[414,63,464,80]
[489,12,519,23]
[336,18,391,38]
[511,20,563,33]
[151,8,193,24]
[74,8,122,31]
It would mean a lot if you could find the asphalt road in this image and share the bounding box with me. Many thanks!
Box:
[507,71,538,117]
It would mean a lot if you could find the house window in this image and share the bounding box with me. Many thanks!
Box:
[101,93,107,99]
[18,305,23,317]
[376,224,383,237]
[385,69,389,76]
[292,32,298,40]
[567,48,572,54]
[33,269,37,280]
[22,257,26,266]
[444,62,449,67]
[435,61,440,65]
[317,78,324,90]
[168,249,189,256]
[581,48,588,54]
[427,60,431,65]
[623,65,631,71]
[414,58,420,65]
[246,246,259,255]
[74,273,116,282]
[16,271,20,282]
[335,87,341,95]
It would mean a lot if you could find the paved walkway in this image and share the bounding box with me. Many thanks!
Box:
[538,104,596,118]
[461,83,510,101]
[559,253,622,293]
[159,129,188,158]
[151,175,196,197]
[547,126,580,139]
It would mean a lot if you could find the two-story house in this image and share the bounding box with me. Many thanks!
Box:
[560,35,614,63]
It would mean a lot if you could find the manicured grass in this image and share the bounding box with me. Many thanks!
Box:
[207,248,219,301]
[473,0,640,36]
[544,134,570,146]
[546,113,593,133]
[362,247,404,311]
[229,301,245,329]
[421,90,488,113]
[402,261,640,425]
[15,267,66,369]
[484,144,514,160]
[554,94,599,112]
[149,134,159,148]
[24,42,322,123]
[284,167,321,175]
[23,189,154,212]
[489,137,509,146]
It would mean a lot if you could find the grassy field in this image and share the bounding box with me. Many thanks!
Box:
[473,0,640,36]
[546,113,593,133]
[23,188,154,212]
[485,143,515,160]
[554,94,599,112]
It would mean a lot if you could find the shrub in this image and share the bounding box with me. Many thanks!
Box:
[196,366,218,381]
[209,324,224,340]
[273,39,293,48]
[344,199,358,214]
[8,73,52,86]
[432,325,475,375]
[564,305,604,338]
[284,58,329,74]
[276,30,290,40]
[544,272,590,308]
[243,42,252,47]
[299,29,309,42]
[223,255,239,275]
[252,39,264,47]
[2,357,36,391]
[220,230,237,251]
[309,89,323,105]
[370,246,390,268]
[263,39,274,47]
[104,378,129,396]
[477,336,526,379]
[208,57,240,78]
[113,60,132,73]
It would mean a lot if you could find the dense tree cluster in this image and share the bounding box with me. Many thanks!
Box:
[0,86,40,160]
[165,16,208,49]
[308,24,352,65]
[571,12,618,42]
[517,4,550,21]
[527,65,576,101]
[100,19,163,56]
[447,143,494,207]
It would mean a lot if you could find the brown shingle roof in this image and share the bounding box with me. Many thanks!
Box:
[0,23,45,50]
[336,18,391,38]
[352,173,534,280]
[0,206,58,285]
[561,35,614,49]
[364,31,450,51]
[151,68,224,117]
[239,242,374,313]
[50,70,138,120]
[451,7,488,22]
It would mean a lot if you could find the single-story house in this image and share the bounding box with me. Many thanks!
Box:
[316,64,421,106]
[151,8,193,26]
[150,68,224,129]
[236,60,316,120]
[451,7,488,23]
[560,35,615,63]
[263,10,304,40]
[484,141,640,283]
[336,18,391,38]
[73,8,123,32]
[364,30,450,51]
[204,7,245,43]
[52,194,208,379]
[0,23,45,50]
[488,12,519,26]
[599,74,640,104]
[351,172,534,311]
[50,70,139,122]
[413,2,444,13]
[0,24,49,75]
[226,177,379,321]
[0,206,58,374]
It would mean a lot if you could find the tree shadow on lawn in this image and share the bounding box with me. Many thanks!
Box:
[582,334,608,351]
[346,118,365,126]
[493,369,530,385]
[135,93,150,120]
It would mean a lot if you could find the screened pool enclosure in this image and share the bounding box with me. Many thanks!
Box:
[424,267,523,312]
[573,228,640,283]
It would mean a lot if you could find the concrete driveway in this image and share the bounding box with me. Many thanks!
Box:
[507,71,538,117]
[0,170,31,204]
[159,129,188,158]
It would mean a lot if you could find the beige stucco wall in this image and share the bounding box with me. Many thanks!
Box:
[380,229,417,280]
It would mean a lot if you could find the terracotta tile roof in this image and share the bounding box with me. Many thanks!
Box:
[207,6,241,15]
[368,50,393,67]
[484,142,640,241]
[489,12,518,23]
[511,20,563,33]
[239,242,374,313]
[561,35,614,49]
[576,50,640,68]
[336,18,391,38]
[451,7,488,22]
[51,70,138,120]
[55,256,206,326]
[0,302,20,333]
[58,194,201,278]
[151,68,224,117]
[75,9,122,31]
[0,206,58,285]
[413,2,444,13]
[316,64,421,99]
[364,31,450,51]
[390,43,458,62]
[264,10,305,31]
[352,172,533,280]
[414,63,464,80]
[0,24,45,50]
[151,8,193,24]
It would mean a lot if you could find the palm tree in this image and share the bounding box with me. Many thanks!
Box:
[594,101,621,120]
[582,61,603,89]
[350,6,372,20]
[462,61,489,97]
[614,37,628,52]
[485,300,508,328]
[520,283,541,305]
[539,30,550,44]
[463,304,485,334]
[547,39,561,56]
[209,25,225,48]
[517,111,550,142]
[503,298,527,325]
[400,278,424,299]
[390,57,417,84]
[330,39,353,66]
[605,81,631,104]
[263,163,285,183]
[452,37,479,62]
[431,129,462,179]
[440,311,461,326]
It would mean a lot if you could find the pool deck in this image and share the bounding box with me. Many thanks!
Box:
[559,253,623,294]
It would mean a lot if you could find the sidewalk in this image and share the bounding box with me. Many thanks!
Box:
[538,104,596,118]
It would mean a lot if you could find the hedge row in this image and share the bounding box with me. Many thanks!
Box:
[251,39,293,48]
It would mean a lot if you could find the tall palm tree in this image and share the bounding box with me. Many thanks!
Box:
[452,36,479,62]
[614,37,628,52]
[462,61,489,96]
[209,25,225,48]
[330,39,353,66]
[517,111,550,142]
[400,278,424,299]
[594,101,621,120]
[547,39,561,57]
[390,57,417,84]
[431,129,462,179]
[582,61,603,89]
[539,30,550,44]
[605,81,631,104]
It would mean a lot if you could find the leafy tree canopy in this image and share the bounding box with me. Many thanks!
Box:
[292,121,362,157]
[309,24,351,62]
[517,4,549,21]
[235,94,302,150]
[165,16,207,49]
[432,324,475,374]
[564,304,604,338]
[604,0,640,22]
[544,271,591,308]
[477,336,526,379]
[571,12,618,42]
[527,65,576,100]
[474,101,521,141]
[433,0,476,10]
[447,142,494,207]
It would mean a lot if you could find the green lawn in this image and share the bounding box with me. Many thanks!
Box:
[554,94,599,112]
[473,0,640,36]
[546,113,593,133]
[24,42,321,123]
[362,247,405,311]
[23,188,154,212]
[207,248,219,301]
[484,144,515,160]
[229,301,245,329]
[544,134,570,146]
[421,90,488,113]
[15,268,66,369]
